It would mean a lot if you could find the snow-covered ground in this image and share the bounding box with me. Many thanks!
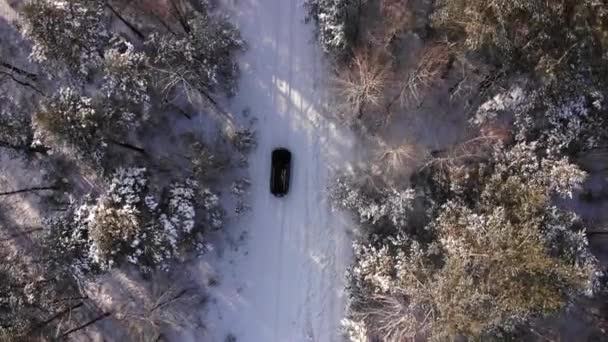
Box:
[181,1,357,341]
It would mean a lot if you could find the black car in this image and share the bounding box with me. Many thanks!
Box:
[270,148,292,197]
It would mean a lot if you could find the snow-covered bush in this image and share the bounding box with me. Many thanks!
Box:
[231,178,251,197]
[21,0,109,77]
[330,171,418,233]
[304,0,358,54]
[45,168,224,273]
[231,177,252,215]
[186,138,228,182]
[200,188,223,231]
[230,128,257,154]
[145,5,244,100]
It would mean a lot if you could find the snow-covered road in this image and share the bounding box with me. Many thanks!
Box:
[194,1,356,341]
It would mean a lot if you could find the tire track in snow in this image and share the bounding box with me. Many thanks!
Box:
[270,0,285,338]
[308,28,324,341]
[281,0,299,336]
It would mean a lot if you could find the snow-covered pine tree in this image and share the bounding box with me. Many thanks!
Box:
[21,0,110,77]
[102,38,151,127]
[0,241,86,339]
[0,95,47,154]
[45,168,223,273]
[304,0,358,54]
[431,0,608,78]
[342,142,597,341]
[330,170,418,232]
[35,87,107,165]
[145,4,244,102]
[35,80,152,169]
[473,84,608,158]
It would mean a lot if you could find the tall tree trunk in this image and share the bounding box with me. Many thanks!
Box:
[105,1,145,40]
[108,138,147,154]
[199,87,235,124]
[0,140,49,155]
[0,70,45,96]
[0,185,58,196]
[170,0,191,34]
[0,227,43,242]
[27,302,84,336]
[0,61,37,81]
[149,11,177,36]
[55,312,112,340]
[165,102,191,119]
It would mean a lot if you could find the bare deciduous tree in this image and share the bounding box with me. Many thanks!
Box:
[332,48,392,124]
[374,138,429,182]
[374,0,414,46]
[112,273,204,341]
[396,44,450,108]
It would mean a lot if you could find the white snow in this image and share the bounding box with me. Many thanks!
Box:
[182,0,356,341]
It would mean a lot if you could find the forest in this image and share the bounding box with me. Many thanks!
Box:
[2,0,608,341]
[305,0,608,341]
[0,0,254,340]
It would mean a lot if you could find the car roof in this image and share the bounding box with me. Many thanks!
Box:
[272,148,291,156]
